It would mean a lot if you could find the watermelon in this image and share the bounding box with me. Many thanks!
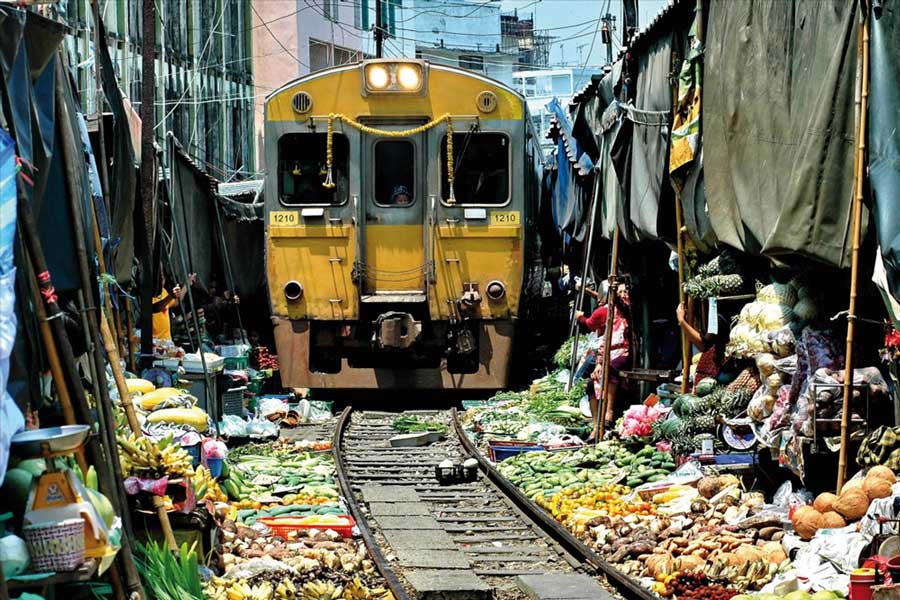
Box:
[14,459,46,478]
[695,378,718,397]
[672,394,701,418]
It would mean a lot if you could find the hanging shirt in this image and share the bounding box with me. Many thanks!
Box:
[152,289,175,340]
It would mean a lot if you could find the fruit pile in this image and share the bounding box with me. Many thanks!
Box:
[252,346,279,370]
[117,432,195,479]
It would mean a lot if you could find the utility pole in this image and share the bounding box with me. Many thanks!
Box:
[375,0,383,58]
[601,13,616,66]
[139,0,156,368]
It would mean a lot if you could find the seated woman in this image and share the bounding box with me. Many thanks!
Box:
[584,281,631,442]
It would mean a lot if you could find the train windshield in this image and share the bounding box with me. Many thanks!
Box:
[278,133,348,205]
[441,132,509,204]
[375,140,416,206]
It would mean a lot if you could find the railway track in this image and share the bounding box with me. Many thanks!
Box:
[332,407,655,600]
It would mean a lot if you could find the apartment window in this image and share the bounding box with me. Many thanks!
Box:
[310,40,331,72]
[441,133,509,205]
[279,133,349,205]
[323,0,339,21]
[458,55,484,73]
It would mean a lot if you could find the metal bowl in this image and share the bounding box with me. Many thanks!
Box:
[10,425,91,456]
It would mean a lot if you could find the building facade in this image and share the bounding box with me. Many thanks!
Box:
[512,68,576,149]
[62,0,256,182]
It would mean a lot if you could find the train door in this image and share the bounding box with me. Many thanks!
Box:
[360,123,427,298]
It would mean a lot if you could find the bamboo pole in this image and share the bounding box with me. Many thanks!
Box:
[125,296,137,373]
[597,225,620,441]
[26,268,88,475]
[838,10,869,492]
[87,182,179,551]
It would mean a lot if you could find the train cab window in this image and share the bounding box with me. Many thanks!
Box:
[441,133,509,205]
[375,140,415,206]
[278,133,348,205]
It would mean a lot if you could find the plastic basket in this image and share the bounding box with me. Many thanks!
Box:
[23,518,85,572]
[488,441,546,462]
[183,443,201,467]
[256,515,355,538]
[222,386,247,416]
[224,356,249,370]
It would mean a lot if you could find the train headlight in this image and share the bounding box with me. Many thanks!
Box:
[486,280,506,301]
[366,65,390,90]
[361,60,427,95]
[397,65,420,90]
[284,280,304,302]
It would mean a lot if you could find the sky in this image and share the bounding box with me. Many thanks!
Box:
[498,0,670,73]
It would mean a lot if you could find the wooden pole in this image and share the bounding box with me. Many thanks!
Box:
[838,9,869,492]
[125,295,137,373]
[597,225,620,441]
[139,0,156,370]
[88,179,179,551]
[26,268,88,475]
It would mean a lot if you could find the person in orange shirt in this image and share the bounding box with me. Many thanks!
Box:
[152,272,193,340]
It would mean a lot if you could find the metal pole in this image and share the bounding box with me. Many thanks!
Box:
[838,8,869,492]
[139,0,157,369]
[375,0,384,58]
[566,173,601,392]
[596,225,620,441]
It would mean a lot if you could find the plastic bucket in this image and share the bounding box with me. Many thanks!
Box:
[183,443,201,467]
[850,568,876,600]
[206,458,224,479]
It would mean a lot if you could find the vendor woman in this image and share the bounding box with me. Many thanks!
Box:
[676,301,731,389]
[576,281,631,442]
[152,271,193,340]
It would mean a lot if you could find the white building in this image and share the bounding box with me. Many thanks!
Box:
[511,68,576,149]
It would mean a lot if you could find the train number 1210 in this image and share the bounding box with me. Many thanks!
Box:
[270,211,299,226]
[490,211,520,225]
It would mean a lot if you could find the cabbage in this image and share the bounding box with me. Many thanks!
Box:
[757,282,798,307]
[793,297,819,321]
[758,303,794,331]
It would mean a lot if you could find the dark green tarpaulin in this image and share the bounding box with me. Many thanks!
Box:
[704,0,860,268]
[869,0,900,299]
[170,142,214,287]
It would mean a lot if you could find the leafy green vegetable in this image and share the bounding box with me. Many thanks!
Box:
[554,337,576,369]
[134,540,204,600]
[392,416,448,434]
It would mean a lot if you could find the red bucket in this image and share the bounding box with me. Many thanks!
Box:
[851,568,876,600]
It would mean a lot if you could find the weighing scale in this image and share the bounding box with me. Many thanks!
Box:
[11,426,111,560]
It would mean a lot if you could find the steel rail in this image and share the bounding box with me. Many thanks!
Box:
[451,408,656,600]
[332,407,412,600]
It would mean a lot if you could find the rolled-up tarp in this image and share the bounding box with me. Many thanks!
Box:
[704,0,860,267]
[869,0,900,300]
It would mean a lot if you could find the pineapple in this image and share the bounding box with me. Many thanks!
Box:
[698,251,740,278]
[702,274,745,297]
[693,414,717,432]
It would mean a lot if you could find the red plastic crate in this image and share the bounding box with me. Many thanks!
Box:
[256,515,355,538]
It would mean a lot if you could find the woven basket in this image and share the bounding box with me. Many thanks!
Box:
[23,518,85,572]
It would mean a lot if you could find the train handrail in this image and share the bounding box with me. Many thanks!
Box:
[332,407,412,600]
[451,408,656,600]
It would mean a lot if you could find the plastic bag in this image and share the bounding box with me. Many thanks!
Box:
[224,558,297,580]
[258,397,288,420]
[246,418,279,439]
[307,401,333,422]
[220,415,249,437]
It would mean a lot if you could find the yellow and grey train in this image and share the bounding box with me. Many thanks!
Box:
[264,59,543,390]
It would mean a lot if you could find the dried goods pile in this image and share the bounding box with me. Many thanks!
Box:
[201,438,394,600]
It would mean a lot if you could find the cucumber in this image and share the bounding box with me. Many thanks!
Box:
[637,447,654,458]
[661,462,677,470]
[625,477,643,487]
[647,474,667,482]
[236,509,257,521]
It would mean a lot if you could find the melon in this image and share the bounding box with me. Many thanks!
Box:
[85,488,115,528]
[14,459,46,478]
[0,468,33,518]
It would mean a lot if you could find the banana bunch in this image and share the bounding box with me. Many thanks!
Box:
[301,580,342,600]
[194,466,227,502]
[342,579,394,600]
[117,432,195,478]
[704,558,786,591]
[205,578,281,600]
